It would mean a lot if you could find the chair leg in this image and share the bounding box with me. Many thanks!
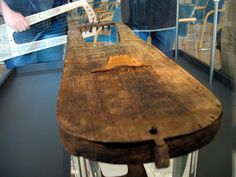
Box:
[199,10,215,50]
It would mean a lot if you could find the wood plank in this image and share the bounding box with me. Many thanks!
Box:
[57,21,222,168]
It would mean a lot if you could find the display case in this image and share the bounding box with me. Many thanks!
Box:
[0,0,235,177]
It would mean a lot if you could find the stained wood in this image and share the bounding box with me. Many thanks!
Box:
[57,20,222,168]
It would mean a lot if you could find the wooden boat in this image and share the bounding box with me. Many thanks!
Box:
[56,19,222,169]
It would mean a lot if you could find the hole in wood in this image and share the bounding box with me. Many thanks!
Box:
[216,104,221,108]
[149,127,158,135]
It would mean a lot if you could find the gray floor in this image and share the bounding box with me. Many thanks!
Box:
[177,52,234,177]
[0,62,70,177]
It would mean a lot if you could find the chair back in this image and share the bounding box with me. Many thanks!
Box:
[112,6,122,22]
[205,0,224,23]
[179,3,196,37]
[192,0,209,23]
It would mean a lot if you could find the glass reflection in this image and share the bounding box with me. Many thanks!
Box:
[178,0,224,71]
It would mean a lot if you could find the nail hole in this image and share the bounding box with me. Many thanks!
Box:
[216,104,221,108]
[149,127,158,135]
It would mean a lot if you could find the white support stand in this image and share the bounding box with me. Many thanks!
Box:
[189,150,199,177]
[209,0,220,84]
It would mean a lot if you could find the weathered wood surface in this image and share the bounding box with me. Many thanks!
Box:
[57,20,222,168]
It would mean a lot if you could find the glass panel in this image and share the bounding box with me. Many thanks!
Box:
[71,156,102,177]
[234,150,236,177]
[0,11,8,80]
[178,0,225,71]
[179,2,236,177]
[70,154,196,177]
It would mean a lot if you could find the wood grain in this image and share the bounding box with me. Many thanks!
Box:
[57,20,222,168]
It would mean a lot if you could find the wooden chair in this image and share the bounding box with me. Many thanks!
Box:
[199,0,225,50]
[191,0,210,23]
[178,3,198,57]
[106,1,120,12]
[99,11,114,22]
[92,1,107,11]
